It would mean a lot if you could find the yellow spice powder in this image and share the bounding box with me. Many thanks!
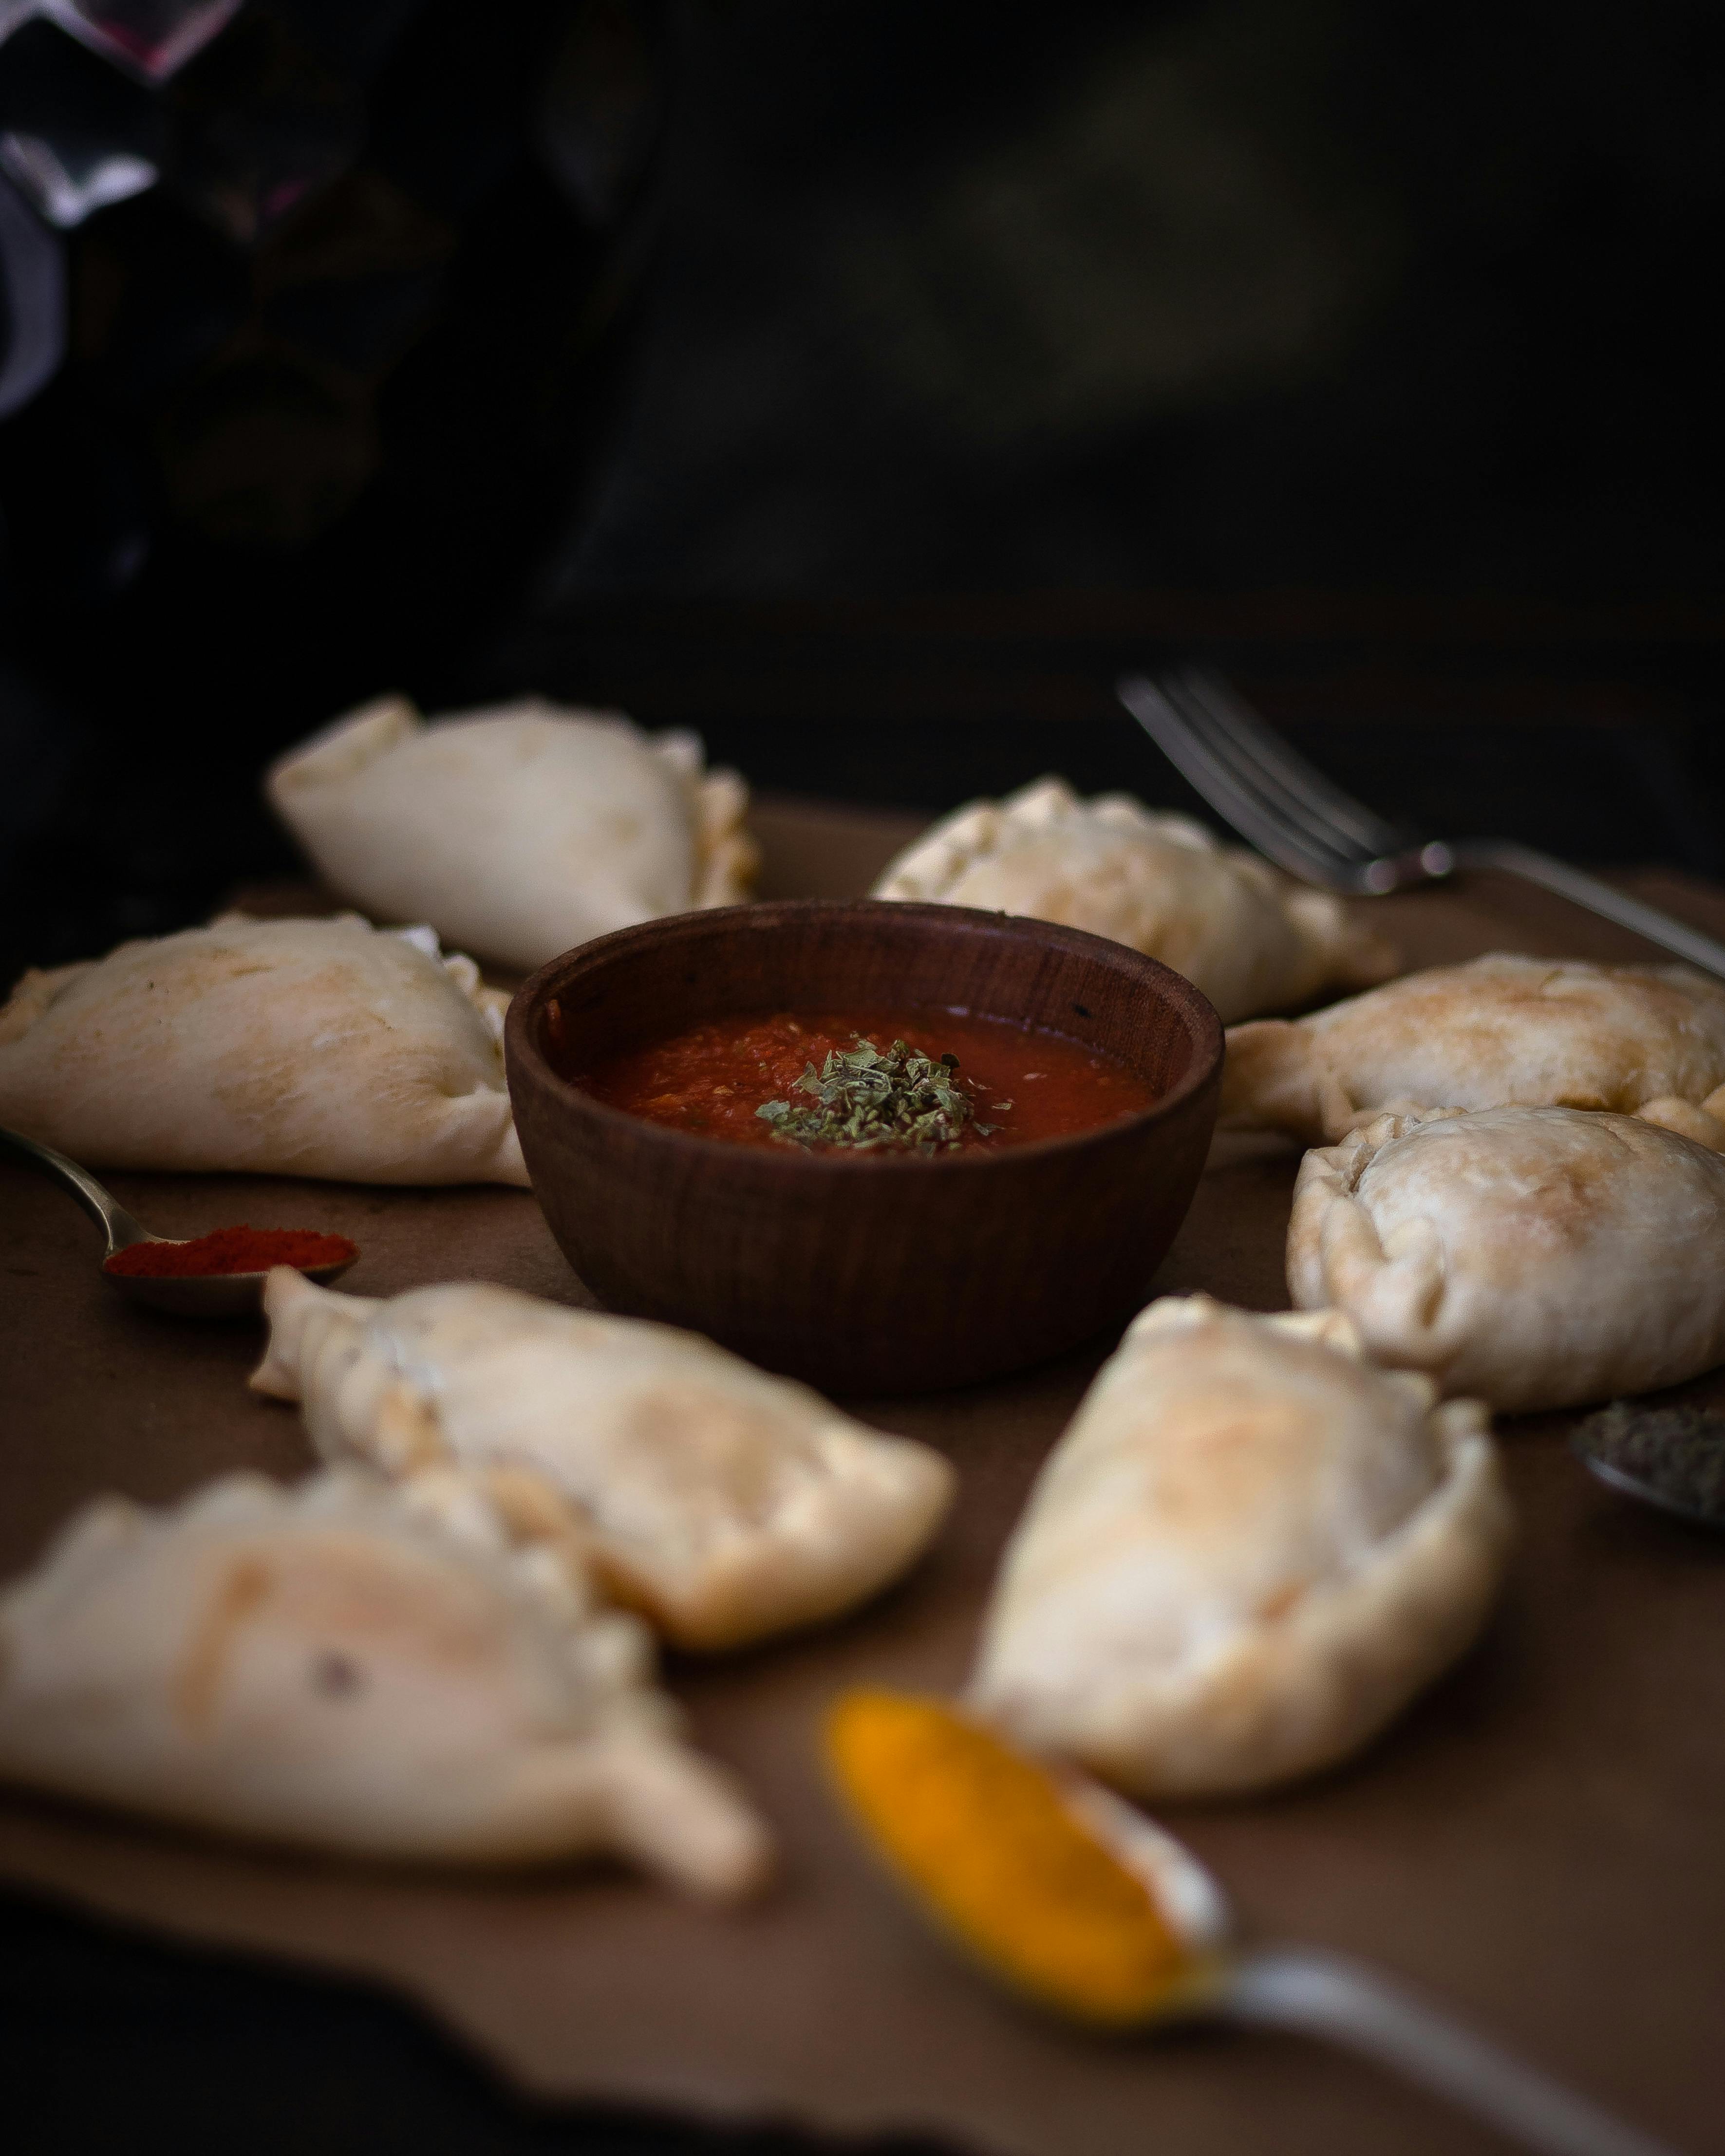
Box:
[825,1689,1189,2026]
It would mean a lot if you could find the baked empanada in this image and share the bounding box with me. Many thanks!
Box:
[1289,1103,1725,1412]
[0,1468,770,1895]
[0,913,526,1185]
[870,778,1395,1023]
[252,1272,956,1651]
[267,693,758,972]
[1223,952,1725,1145]
[969,1296,1509,1798]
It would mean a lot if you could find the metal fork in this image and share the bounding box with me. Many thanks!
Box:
[1119,669,1725,980]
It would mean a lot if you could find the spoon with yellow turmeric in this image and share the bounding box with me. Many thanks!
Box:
[827,1691,1681,2156]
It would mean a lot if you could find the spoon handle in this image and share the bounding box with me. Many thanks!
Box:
[1224,1946,1683,2156]
[0,1125,153,1256]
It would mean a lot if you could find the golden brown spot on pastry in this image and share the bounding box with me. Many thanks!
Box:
[159,947,292,995]
[1519,1139,1635,1244]
[621,1387,788,1521]
[483,1465,588,1544]
[174,1557,273,1731]
[1550,1086,1614,1110]
[211,1055,303,1125]
[373,1383,446,1471]
[1255,1580,1306,1621]
[270,1537,509,1677]
[583,1548,668,1626]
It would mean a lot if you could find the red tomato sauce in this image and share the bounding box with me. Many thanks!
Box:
[568,1007,1158,1152]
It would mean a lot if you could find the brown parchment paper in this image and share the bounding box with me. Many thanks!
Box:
[1,802,1722,2156]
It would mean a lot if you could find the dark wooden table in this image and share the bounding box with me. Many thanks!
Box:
[5,603,1724,2154]
[4,788,1724,2156]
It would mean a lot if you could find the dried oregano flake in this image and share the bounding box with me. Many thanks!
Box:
[756,1036,1002,1152]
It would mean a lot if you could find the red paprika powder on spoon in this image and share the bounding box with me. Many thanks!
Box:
[104,1227,358,1278]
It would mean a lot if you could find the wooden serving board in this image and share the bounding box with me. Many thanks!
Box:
[1,800,1722,2156]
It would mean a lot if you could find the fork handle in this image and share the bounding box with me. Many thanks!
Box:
[1224,1947,1683,2156]
[1447,839,1725,980]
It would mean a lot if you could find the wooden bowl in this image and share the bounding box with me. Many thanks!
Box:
[505,901,1222,1394]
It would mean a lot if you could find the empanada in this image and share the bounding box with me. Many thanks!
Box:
[1223,952,1725,1144]
[0,1468,771,1894]
[870,778,1395,1023]
[252,1272,956,1651]
[1289,1103,1725,1412]
[969,1296,1509,1798]
[0,913,526,1185]
[267,693,758,972]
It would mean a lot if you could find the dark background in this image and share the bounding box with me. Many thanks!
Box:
[3,0,1725,995]
[2,1,1723,2148]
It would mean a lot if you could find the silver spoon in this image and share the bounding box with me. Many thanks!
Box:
[1571,1406,1725,1531]
[831,1698,1683,2156]
[1070,1774,1684,2156]
[0,1125,357,1317]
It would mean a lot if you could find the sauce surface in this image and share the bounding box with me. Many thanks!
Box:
[571,1007,1158,1153]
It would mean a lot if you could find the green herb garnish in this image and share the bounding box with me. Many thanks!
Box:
[756,1037,994,1152]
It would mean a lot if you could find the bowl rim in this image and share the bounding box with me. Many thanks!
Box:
[505,897,1224,1174]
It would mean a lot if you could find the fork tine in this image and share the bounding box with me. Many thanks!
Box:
[1163,669,1407,859]
[1117,675,1362,888]
[1149,673,1387,871]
